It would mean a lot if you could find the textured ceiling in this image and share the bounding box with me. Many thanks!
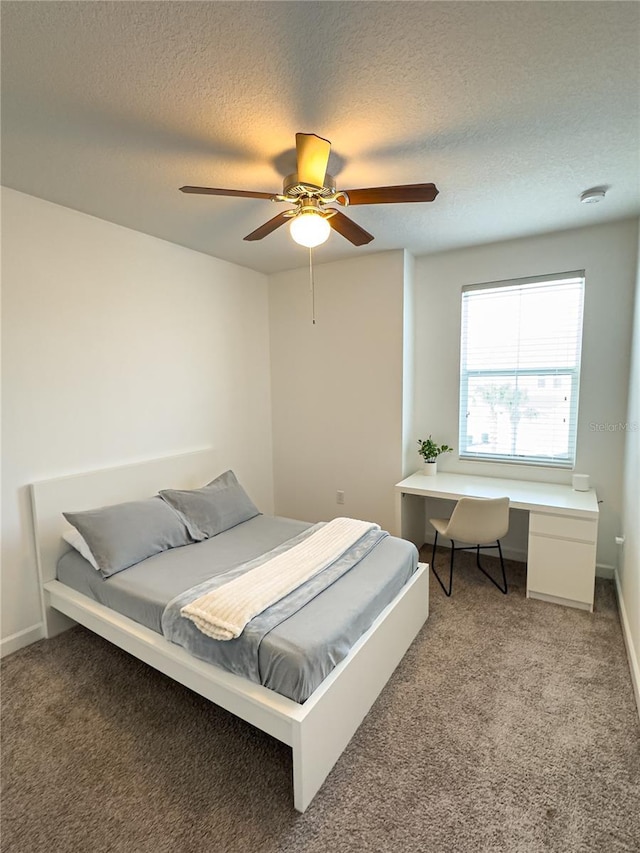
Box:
[2,1,639,274]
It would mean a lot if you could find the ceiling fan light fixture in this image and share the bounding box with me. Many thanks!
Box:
[289,210,331,248]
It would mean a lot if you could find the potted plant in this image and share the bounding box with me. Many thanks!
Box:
[417,436,453,476]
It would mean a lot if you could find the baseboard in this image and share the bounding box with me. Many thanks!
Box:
[596,563,615,580]
[0,623,44,659]
[614,570,640,724]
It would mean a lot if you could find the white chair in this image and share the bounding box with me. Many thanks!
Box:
[429,496,510,597]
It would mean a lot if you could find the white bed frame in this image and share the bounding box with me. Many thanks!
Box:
[30,449,429,812]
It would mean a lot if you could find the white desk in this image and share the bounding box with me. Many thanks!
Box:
[395,472,599,611]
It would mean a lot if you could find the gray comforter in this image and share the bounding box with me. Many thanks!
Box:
[161,523,388,690]
[56,515,418,702]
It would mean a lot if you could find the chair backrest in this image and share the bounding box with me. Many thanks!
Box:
[443,496,510,545]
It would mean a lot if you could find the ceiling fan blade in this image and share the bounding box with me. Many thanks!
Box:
[328,210,374,246]
[180,186,274,200]
[243,211,290,241]
[296,133,331,189]
[342,183,439,205]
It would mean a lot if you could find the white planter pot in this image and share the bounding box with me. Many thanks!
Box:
[422,460,437,476]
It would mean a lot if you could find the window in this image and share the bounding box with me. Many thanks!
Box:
[459,271,585,468]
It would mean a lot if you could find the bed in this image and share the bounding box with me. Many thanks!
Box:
[30,449,430,812]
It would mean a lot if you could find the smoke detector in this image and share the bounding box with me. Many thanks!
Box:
[580,188,607,204]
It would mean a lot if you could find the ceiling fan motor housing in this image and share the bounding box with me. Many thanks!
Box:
[283,172,337,199]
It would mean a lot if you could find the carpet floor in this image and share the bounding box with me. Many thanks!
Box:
[2,549,639,853]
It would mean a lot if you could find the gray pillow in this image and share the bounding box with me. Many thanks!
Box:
[158,470,260,540]
[63,497,193,578]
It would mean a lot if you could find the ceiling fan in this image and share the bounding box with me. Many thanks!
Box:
[180,133,439,249]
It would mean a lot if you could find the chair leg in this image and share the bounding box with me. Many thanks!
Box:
[431,532,454,597]
[475,540,508,594]
[497,540,508,594]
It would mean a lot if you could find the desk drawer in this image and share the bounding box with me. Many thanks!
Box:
[527,535,596,606]
[529,512,597,543]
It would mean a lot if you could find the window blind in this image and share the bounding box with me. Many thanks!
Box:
[459,272,585,467]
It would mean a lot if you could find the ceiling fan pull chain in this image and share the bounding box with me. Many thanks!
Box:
[309,247,316,325]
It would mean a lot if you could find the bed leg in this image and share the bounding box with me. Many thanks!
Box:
[291,723,336,813]
[42,593,76,639]
[292,740,312,813]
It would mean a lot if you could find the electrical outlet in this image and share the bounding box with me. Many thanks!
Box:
[336,490,345,505]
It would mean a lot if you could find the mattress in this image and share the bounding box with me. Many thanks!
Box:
[57,514,418,702]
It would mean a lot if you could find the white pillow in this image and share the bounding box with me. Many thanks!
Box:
[62,527,100,571]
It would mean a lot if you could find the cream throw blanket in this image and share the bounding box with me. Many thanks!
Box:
[181,517,378,641]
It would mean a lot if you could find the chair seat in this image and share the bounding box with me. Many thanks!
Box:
[429,496,510,596]
[430,516,493,544]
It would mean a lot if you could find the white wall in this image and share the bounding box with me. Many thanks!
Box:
[413,219,639,570]
[1,188,273,655]
[269,250,406,533]
[618,222,640,715]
